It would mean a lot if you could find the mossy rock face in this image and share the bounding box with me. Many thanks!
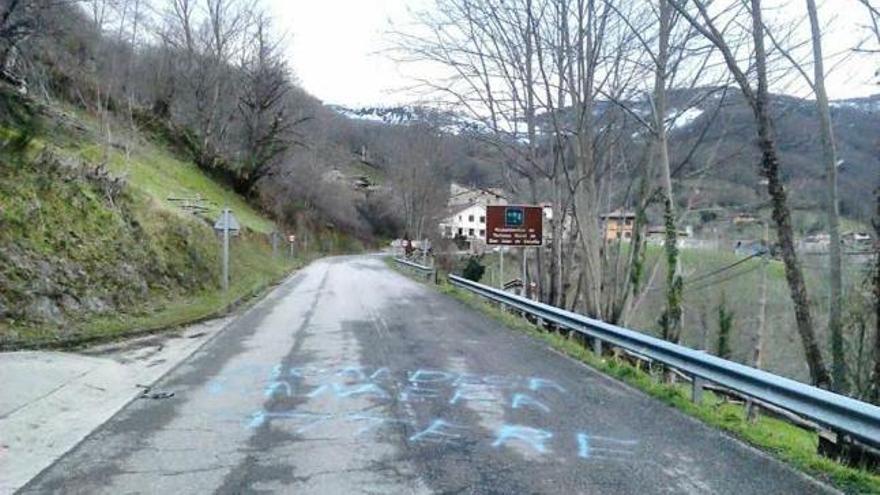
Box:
[0,150,220,335]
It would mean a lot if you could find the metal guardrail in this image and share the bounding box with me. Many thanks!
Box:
[448,273,880,448]
[393,258,435,280]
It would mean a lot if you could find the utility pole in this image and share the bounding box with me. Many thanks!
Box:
[754,221,770,370]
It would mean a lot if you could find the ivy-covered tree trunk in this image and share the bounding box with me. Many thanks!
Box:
[871,187,880,402]
[750,0,830,388]
[717,294,734,360]
[654,0,683,344]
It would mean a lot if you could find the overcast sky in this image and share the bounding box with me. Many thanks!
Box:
[267,0,879,108]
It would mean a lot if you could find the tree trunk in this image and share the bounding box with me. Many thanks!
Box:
[655,0,682,343]
[871,187,880,402]
[806,0,847,392]
[751,0,831,388]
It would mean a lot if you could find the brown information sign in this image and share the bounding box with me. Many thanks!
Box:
[486,205,543,246]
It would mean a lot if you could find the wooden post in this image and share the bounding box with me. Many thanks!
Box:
[747,222,769,420]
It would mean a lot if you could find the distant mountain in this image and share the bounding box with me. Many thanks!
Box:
[327,104,489,135]
[329,90,880,223]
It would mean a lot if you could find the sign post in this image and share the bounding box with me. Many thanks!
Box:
[499,248,504,288]
[214,208,240,292]
[486,205,543,291]
[288,234,296,259]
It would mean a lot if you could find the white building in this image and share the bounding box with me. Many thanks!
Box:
[442,203,489,241]
[439,183,507,245]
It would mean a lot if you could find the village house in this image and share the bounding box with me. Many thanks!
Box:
[842,231,872,247]
[600,210,636,241]
[439,183,508,246]
[646,225,692,246]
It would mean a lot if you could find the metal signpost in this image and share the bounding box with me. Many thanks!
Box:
[214,208,240,291]
[271,231,279,257]
[288,234,296,259]
[486,205,544,294]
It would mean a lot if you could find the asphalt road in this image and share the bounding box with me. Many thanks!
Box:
[21,255,833,494]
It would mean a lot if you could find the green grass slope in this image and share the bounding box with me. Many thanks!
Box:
[0,95,301,348]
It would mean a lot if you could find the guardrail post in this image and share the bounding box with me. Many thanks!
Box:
[745,398,759,423]
[592,338,603,357]
[692,377,705,404]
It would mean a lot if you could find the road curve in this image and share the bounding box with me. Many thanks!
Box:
[21,255,833,494]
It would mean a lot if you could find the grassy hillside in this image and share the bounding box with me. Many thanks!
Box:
[0,94,306,348]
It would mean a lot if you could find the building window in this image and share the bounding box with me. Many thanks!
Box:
[479,216,486,224]
[468,215,475,222]
[479,229,485,237]
[469,228,475,236]
[624,231,632,239]
[625,218,633,226]
[458,228,463,236]
[458,215,462,221]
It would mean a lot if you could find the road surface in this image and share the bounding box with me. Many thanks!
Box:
[21,255,832,494]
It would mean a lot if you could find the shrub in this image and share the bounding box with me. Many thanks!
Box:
[462,256,485,282]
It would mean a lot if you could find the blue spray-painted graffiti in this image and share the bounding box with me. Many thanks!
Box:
[491,424,553,453]
[511,393,550,413]
[218,362,636,462]
[264,380,293,398]
[306,382,390,400]
[408,419,466,444]
[577,433,639,460]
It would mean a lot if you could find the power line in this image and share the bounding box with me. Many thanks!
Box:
[682,251,765,287]
[684,262,765,294]
[642,252,765,292]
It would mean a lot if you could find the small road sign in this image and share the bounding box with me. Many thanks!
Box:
[214,209,240,233]
[486,205,543,246]
[214,208,239,292]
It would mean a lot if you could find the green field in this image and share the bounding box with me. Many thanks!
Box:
[470,243,872,384]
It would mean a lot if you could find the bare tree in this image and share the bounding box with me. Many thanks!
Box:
[804,0,847,392]
[872,187,880,401]
[379,123,450,242]
[237,13,302,195]
[0,0,68,79]
[671,0,831,387]
[859,0,880,45]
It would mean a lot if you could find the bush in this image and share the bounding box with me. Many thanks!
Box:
[717,293,734,359]
[462,256,486,282]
